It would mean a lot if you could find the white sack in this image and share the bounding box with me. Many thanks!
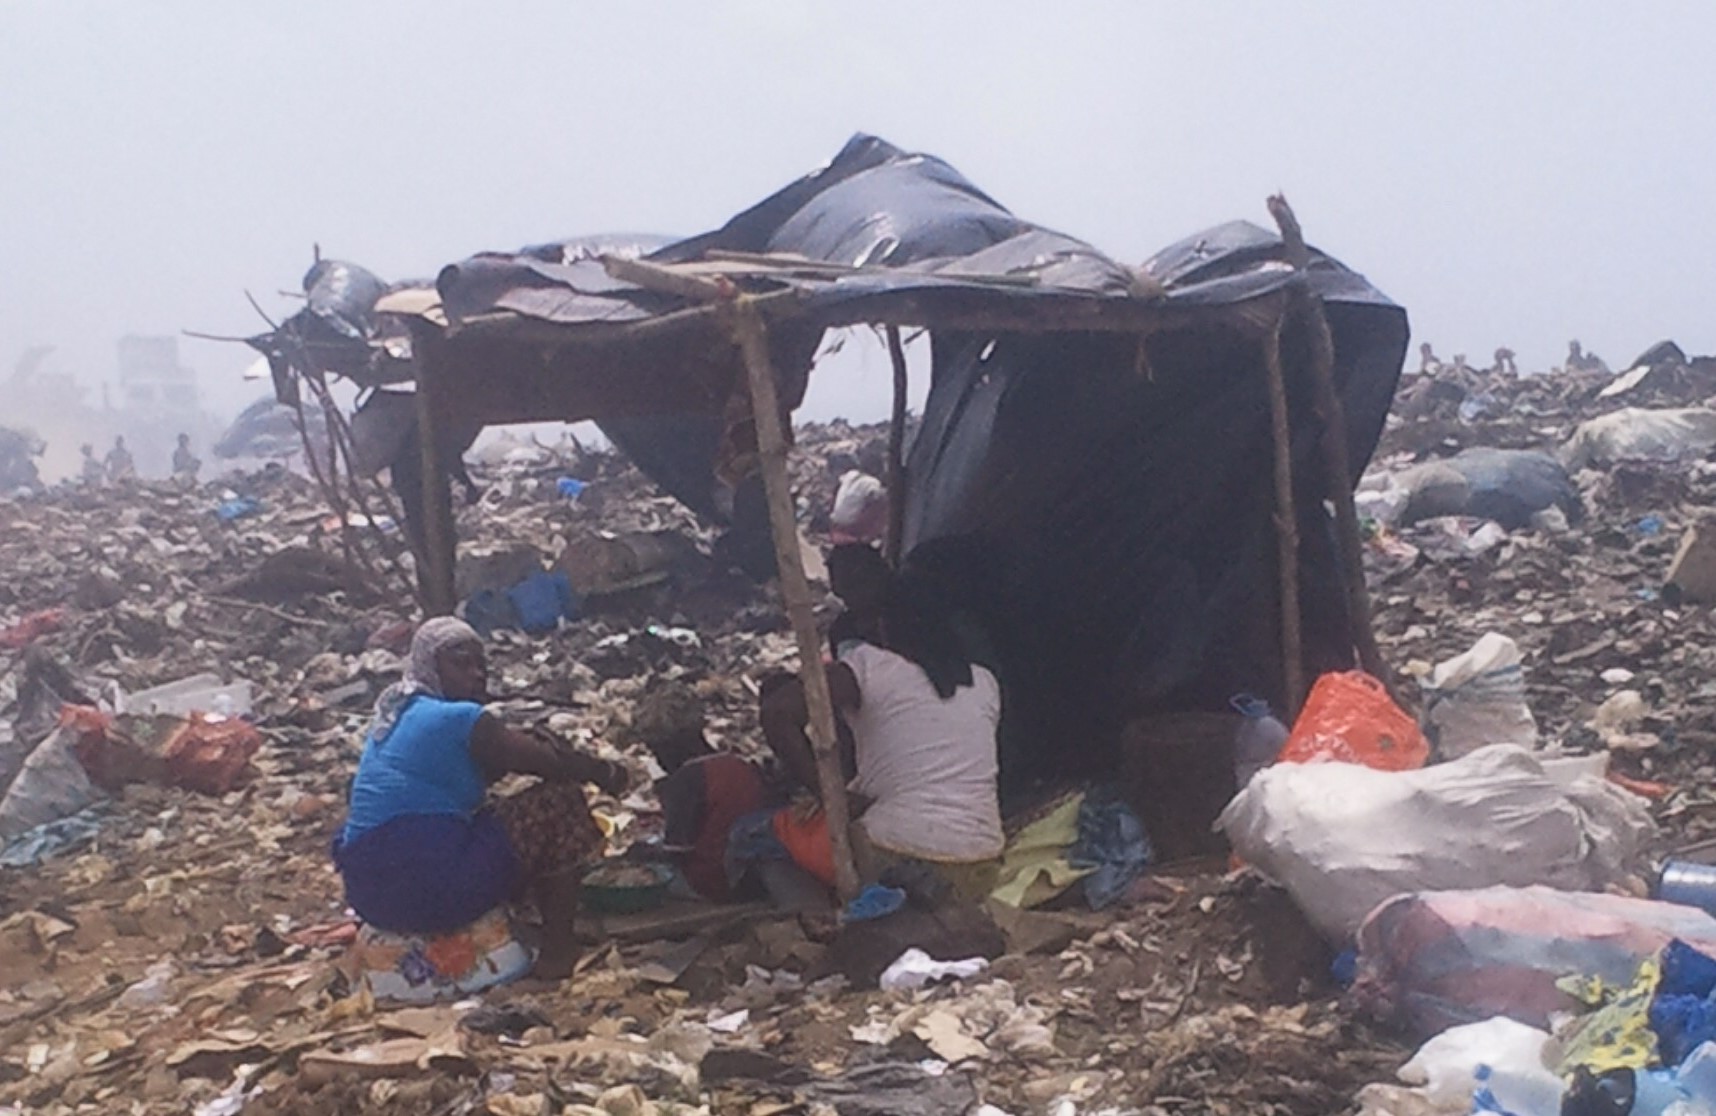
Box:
[1421,632,1538,759]
[1560,407,1716,470]
[1216,744,1654,940]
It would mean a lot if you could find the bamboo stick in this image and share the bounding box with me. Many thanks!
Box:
[1266,195,1399,702]
[730,299,862,901]
[597,254,861,899]
[1262,315,1306,718]
[884,325,910,564]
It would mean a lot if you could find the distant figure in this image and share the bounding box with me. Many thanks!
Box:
[172,433,201,484]
[1451,353,1471,375]
[0,427,44,491]
[1493,347,1519,376]
[79,444,104,485]
[1418,342,1442,375]
[830,471,888,546]
[104,436,136,483]
[1567,340,1610,375]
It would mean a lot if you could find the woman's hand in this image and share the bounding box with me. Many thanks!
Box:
[588,757,630,798]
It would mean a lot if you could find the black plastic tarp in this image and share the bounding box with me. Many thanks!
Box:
[260,134,1409,787]
[596,136,1409,786]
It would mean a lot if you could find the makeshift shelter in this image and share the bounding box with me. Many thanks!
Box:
[249,134,1409,887]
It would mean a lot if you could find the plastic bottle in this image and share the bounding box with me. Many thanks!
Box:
[1231,694,1289,789]
[1673,1042,1716,1113]
[1631,1067,1695,1116]
[1658,862,1716,918]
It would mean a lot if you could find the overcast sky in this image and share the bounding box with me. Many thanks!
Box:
[3,1,1712,426]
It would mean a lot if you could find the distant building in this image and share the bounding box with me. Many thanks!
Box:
[117,335,199,412]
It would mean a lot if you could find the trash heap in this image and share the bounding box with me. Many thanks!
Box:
[3,339,1716,1116]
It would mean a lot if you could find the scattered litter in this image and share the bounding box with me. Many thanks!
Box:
[879,948,990,992]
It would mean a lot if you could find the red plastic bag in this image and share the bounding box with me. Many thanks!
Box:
[0,608,65,649]
[161,715,261,795]
[1278,671,1428,772]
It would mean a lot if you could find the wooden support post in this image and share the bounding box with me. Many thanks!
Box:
[730,299,863,902]
[411,325,458,617]
[1296,290,1399,697]
[1266,194,1399,701]
[1262,312,1306,718]
[598,251,863,900]
[884,325,910,565]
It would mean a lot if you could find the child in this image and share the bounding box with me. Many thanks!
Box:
[635,683,770,902]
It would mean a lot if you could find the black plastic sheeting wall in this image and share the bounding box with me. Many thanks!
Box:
[899,302,1407,790]
[611,137,1410,786]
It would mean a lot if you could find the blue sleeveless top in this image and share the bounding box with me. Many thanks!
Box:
[342,695,487,843]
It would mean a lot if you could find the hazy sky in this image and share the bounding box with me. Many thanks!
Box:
[3,1,1713,425]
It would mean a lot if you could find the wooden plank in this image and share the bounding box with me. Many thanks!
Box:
[409,322,458,616]
[579,902,773,944]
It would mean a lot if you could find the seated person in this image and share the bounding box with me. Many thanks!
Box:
[632,681,771,902]
[334,618,627,978]
[826,542,891,658]
[758,583,1004,904]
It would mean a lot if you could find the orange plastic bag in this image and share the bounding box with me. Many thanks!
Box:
[772,806,838,888]
[1278,671,1428,772]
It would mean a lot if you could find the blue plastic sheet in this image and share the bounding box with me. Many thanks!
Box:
[1070,789,1153,910]
[0,805,108,868]
[215,496,262,522]
[1651,940,1716,1066]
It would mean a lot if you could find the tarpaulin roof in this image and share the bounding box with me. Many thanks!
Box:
[252,133,1410,787]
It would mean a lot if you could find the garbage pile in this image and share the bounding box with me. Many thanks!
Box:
[3,334,1716,1115]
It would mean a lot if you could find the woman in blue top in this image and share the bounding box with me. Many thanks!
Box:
[334,617,626,978]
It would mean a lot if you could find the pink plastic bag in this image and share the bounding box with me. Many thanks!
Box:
[1351,885,1716,1038]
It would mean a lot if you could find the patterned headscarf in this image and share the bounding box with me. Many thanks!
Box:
[367,616,482,743]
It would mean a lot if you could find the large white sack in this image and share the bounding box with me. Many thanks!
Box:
[1216,744,1654,940]
[1560,407,1716,470]
[1421,632,1539,759]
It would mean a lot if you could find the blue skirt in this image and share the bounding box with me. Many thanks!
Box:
[333,812,520,936]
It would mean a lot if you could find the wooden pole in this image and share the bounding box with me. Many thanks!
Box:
[1262,312,1306,718]
[411,325,458,617]
[729,299,863,901]
[1266,195,1399,700]
[883,325,909,565]
[1296,292,1395,689]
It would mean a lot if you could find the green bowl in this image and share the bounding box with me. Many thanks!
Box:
[581,861,674,915]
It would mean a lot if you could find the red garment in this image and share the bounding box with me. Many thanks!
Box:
[682,754,766,901]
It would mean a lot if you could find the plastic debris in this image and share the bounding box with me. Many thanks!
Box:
[879,948,990,992]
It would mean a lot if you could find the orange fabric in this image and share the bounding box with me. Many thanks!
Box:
[772,807,838,887]
[1278,671,1428,772]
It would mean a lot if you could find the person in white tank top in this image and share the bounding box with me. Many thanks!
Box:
[760,582,1004,885]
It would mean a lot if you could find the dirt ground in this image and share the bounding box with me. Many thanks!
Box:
[3,353,1715,1113]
